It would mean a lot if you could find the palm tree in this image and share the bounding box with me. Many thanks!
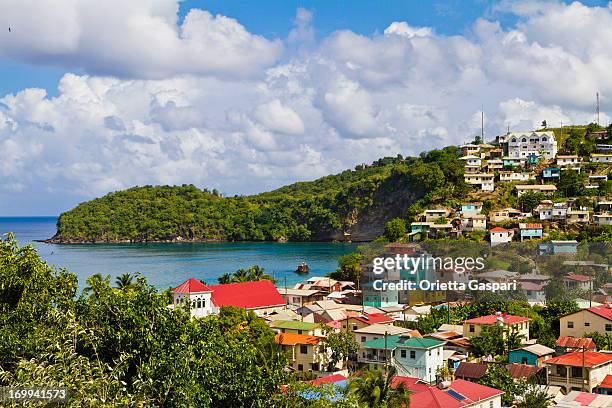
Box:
[246,265,275,283]
[218,272,232,284]
[115,273,133,290]
[349,366,410,407]
[231,268,250,283]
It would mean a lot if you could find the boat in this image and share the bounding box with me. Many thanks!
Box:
[295,262,310,274]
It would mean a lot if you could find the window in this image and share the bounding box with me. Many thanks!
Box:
[585,322,590,327]
[490,401,494,408]
[567,321,574,328]
[401,350,406,358]
[361,336,366,343]
[297,364,303,371]
[297,330,302,334]
[300,345,308,354]
[469,325,475,333]
[353,325,358,331]
[428,350,431,356]
[410,350,416,359]
[571,367,582,378]
[606,324,612,332]
[521,357,528,364]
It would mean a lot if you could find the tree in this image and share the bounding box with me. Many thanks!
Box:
[321,326,359,371]
[480,364,526,406]
[114,273,134,289]
[558,170,586,197]
[349,366,410,408]
[384,218,407,242]
[516,385,553,408]
[584,332,612,351]
[218,265,275,284]
[518,191,545,212]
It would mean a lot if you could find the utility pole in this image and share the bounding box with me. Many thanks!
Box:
[481,105,485,142]
[596,92,600,126]
[384,330,388,372]
[582,344,586,392]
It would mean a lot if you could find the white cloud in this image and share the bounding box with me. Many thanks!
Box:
[1,1,612,214]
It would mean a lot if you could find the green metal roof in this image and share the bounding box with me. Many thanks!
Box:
[363,335,402,350]
[272,320,320,331]
[397,337,445,349]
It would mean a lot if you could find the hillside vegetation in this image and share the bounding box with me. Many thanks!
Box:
[50,147,467,243]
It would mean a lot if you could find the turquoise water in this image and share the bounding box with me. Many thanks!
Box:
[0,217,357,290]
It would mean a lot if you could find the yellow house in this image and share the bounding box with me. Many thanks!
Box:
[560,305,612,338]
[275,333,337,375]
[463,313,531,341]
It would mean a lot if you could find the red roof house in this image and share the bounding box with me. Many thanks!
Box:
[556,336,597,352]
[207,280,286,310]
[546,351,612,368]
[464,314,530,325]
[409,379,503,408]
[172,277,213,293]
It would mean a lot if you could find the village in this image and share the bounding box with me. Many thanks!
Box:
[407,127,612,245]
[170,240,612,407]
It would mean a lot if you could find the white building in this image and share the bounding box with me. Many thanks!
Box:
[172,278,215,318]
[556,155,582,168]
[490,227,514,247]
[591,153,612,163]
[499,171,535,182]
[499,131,558,160]
[515,184,557,197]
[464,173,495,191]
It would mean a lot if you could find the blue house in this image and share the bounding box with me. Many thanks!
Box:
[542,167,561,179]
[539,240,578,255]
[508,344,555,366]
[519,223,543,241]
[527,153,539,165]
[461,202,483,214]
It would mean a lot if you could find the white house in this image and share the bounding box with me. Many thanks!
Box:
[460,155,482,167]
[461,214,487,231]
[499,131,558,160]
[486,159,504,171]
[172,278,215,318]
[490,227,514,247]
[594,214,612,226]
[515,184,557,197]
[556,155,582,168]
[499,171,535,182]
[464,173,495,191]
[591,153,612,163]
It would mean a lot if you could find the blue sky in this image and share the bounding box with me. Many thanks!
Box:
[0,0,611,215]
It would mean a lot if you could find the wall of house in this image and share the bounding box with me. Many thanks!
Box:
[509,350,538,366]
[394,346,444,383]
[560,310,612,337]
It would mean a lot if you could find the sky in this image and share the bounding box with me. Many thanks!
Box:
[0,0,611,215]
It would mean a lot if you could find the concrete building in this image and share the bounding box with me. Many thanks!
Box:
[464,313,531,341]
[464,173,495,191]
[515,184,557,197]
[560,305,612,338]
[591,153,612,163]
[499,131,558,160]
[545,351,612,393]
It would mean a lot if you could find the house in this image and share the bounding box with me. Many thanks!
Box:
[596,201,612,213]
[271,320,324,336]
[520,281,546,304]
[557,155,582,168]
[536,201,554,220]
[454,362,487,382]
[423,208,449,222]
[539,240,579,255]
[341,312,395,332]
[594,213,612,226]
[545,351,612,393]
[596,374,612,395]
[353,324,417,348]
[555,336,597,354]
[515,184,557,197]
[460,155,482,167]
[278,288,325,307]
[275,333,337,374]
[171,278,288,317]
[503,157,526,167]
[499,131,558,160]
[499,171,535,182]
[490,227,514,247]
[519,223,543,241]
[560,305,612,337]
[542,167,561,180]
[552,203,569,220]
[591,153,612,163]
[506,363,544,381]
[409,379,503,408]
[295,277,347,293]
[554,391,612,407]
[567,209,590,224]
[461,214,487,231]
[393,337,446,383]
[509,344,555,366]
[485,159,504,171]
[564,274,593,292]
[489,209,512,222]
[476,269,519,284]
[464,313,531,340]
[460,144,481,156]
[411,222,433,234]
[461,202,483,215]
[464,173,495,191]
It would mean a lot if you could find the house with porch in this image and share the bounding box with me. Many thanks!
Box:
[464,173,495,191]
[460,202,483,215]
[591,153,612,163]
[519,223,543,241]
[557,155,582,168]
[542,167,561,180]
[545,351,612,393]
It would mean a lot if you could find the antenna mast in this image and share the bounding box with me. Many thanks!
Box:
[481,105,484,142]
[596,92,600,126]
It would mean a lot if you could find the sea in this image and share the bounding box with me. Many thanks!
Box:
[0,217,357,291]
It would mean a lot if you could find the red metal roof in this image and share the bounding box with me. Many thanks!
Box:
[520,223,542,229]
[410,380,503,408]
[274,333,321,346]
[565,274,591,282]
[348,312,394,325]
[207,280,285,310]
[556,336,597,350]
[546,351,612,368]
[309,374,347,386]
[455,362,487,379]
[587,304,612,321]
[390,376,430,393]
[172,277,213,293]
[490,227,510,233]
[464,314,530,325]
[600,374,612,389]
[506,363,542,379]
[520,281,544,291]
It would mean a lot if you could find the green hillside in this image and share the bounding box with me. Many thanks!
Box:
[50,147,467,243]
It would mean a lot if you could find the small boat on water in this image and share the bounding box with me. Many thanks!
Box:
[295,262,309,274]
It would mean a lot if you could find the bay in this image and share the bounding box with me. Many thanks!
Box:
[0,217,357,290]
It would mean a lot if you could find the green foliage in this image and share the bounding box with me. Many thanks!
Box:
[218,264,275,284]
[321,326,359,371]
[0,235,289,407]
[349,366,410,408]
[384,218,407,242]
[115,272,134,289]
[54,148,467,243]
[479,364,526,406]
[516,385,552,408]
[329,251,363,282]
[518,191,545,212]
[584,332,612,351]
[557,170,586,197]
